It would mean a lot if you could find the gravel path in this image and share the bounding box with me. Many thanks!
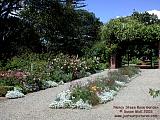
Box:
[0,69,160,120]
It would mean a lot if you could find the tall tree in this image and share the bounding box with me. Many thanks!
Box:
[131,11,160,25]
[0,0,24,18]
[0,0,42,59]
[21,0,101,55]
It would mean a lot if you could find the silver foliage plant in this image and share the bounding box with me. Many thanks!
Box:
[97,90,117,104]
[49,90,92,109]
[45,81,59,87]
[5,87,25,99]
[49,89,118,109]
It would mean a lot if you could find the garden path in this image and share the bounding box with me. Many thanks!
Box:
[0,69,160,120]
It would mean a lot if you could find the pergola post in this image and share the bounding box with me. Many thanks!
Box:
[158,41,160,69]
[110,54,116,69]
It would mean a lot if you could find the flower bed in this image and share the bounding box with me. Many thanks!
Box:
[0,53,108,97]
[49,67,140,109]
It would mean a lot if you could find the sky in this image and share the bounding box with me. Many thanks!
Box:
[85,0,160,23]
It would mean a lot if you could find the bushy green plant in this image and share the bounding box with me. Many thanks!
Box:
[24,75,44,92]
[108,70,128,82]
[49,53,88,80]
[50,69,72,83]
[118,66,140,77]
[70,76,118,106]
[85,41,110,62]
[0,61,4,70]
[5,56,30,70]
[0,86,14,97]
[0,77,21,86]
[30,60,48,80]
[70,86,100,106]
[85,57,108,73]
[129,57,142,65]
[149,89,160,98]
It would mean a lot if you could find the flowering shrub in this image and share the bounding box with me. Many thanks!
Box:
[50,67,140,109]
[50,69,72,83]
[0,53,109,97]
[49,54,108,80]
[70,85,100,106]
[84,57,107,73]
[50,54,88,80]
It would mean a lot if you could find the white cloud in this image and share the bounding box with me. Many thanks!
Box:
[147,10,160,19]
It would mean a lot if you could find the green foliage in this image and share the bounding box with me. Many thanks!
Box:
[118,66,140,77]
[0,52,109,95]
[69,66,139,107]
[132,11,160,25]
[0,16,41,60]
[85,57,108,73]
[5,56,30,70]
[50,69,72,83]
[21,1,101,55]
[149,89,160,98]
[108,71,128,82]
[129,57,142,65]
[0,86,14,97]
[0,77,20,86]
[71,85,100,106]
[25,75,44,92]
[86,41,109,61]
[100,12,160,67]
[30,60,48,79]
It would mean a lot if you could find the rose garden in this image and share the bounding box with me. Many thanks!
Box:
[0,1,160,120]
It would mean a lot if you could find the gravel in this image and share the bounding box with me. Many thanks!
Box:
[0,69,160,120]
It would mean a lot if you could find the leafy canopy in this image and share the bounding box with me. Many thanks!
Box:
[101,11,160,46]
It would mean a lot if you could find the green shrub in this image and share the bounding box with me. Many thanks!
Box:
[108,70,128,82]
[70,76,118,106]
[0,77,21,86]
[129,57,142,65]
[118,66,140,77]
[85,57,108,74]
[50,69,72,83]
[85,41,110,63]
[5,56,30,70]
[24,75,44,92]
[0,86,14,97]
[149,89,160,98]
[30,60,48,79]
[70,86,100,106]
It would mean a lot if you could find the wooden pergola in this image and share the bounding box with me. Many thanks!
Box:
[110,41,160,69]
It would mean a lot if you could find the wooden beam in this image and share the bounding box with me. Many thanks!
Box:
[110,54,116,69]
